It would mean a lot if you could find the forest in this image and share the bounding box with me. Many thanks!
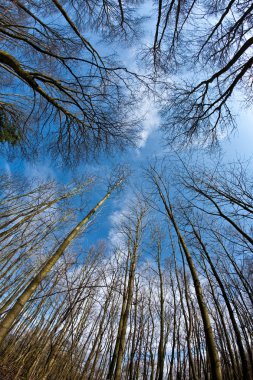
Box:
[0,1,253,379]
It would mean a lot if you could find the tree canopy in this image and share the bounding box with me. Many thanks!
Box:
[0,0,252,161]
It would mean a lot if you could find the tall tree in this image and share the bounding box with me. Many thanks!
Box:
[146,164,223,380]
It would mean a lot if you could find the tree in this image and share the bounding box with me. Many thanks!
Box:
[0,0,143,162]
[181,160,253,247]
[146,164,223,380]
[107,201,147,380]
[150,0,253,145]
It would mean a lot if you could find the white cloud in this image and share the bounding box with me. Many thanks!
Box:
[24,161,57,182]
[4,161,12,177]
[137,99,160,148]
[108,208,126,248]
[107,190,134,248]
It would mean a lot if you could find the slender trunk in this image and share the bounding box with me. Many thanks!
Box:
[155,185,222,380]
[107,248,130,379]
[193,227,251,379]
[113,218,141,380]
[156,242,165,380]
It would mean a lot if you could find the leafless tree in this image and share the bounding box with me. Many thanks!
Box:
[0,0,145,163]
[149,0,253,145]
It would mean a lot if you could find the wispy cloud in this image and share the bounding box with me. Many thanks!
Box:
[24,161,57,182]
[138,99,160,148]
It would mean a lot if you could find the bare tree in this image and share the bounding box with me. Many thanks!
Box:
[0,0,144,162]
[149,0,253,145]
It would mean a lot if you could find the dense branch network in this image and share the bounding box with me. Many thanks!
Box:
[151,0,253,144]
[0,0,143,162]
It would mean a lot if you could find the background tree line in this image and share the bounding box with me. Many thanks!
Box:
[0,159,252,379]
